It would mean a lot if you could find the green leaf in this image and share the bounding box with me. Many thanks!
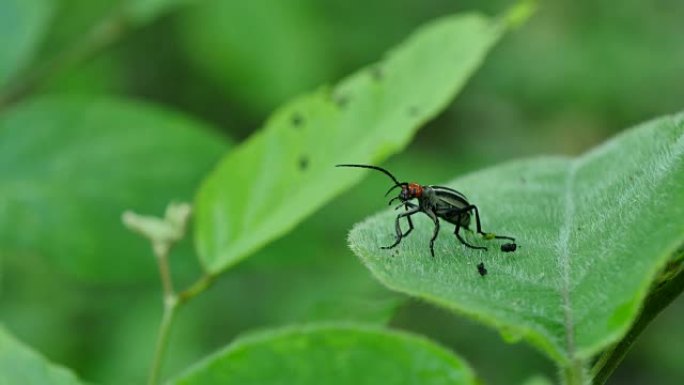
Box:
[171,324,477,385]
[0,0,54,87]
[0,96,229,281]
[349,113,684,366]
[0,325,85,385]
[195,9,521,274]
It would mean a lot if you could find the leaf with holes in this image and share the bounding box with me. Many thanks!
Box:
[172,324,477,385]
[194,3,536,274]
[348,113,684,369]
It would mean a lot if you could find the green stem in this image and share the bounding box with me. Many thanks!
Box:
[179,274,215,304]
[591,257,684,384]
[148,295,178,385]
[562,359,588,385]
[147,269,214,384]
[147,274,214,384]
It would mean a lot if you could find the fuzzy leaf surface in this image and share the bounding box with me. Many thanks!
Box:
[349,113,684,364]
[194,10,520,273]
[171,324,477,385]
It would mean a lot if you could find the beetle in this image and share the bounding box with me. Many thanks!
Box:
[336,163,516,257]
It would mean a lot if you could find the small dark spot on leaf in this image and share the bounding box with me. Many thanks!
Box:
[520,176,527,184]
[577,226,582,231]
[298,156,309,170]
[501,243,517,253]
[477,262,487,277]
[333,93,349,108]
[291,113,304,128]
[370,65,383,81]
[408,106,419,117]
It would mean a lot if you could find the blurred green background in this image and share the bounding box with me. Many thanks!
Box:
[1,0,683,384]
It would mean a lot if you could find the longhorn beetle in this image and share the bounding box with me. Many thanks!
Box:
[337,164,516,257]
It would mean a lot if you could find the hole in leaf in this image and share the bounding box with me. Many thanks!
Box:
[370,65,383,81]
[333,93,349,108]
[299,156,309,170]
[291,113,304,128]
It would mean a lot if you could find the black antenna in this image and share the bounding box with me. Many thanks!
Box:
[384,184,404,196]
[335,164,403,186]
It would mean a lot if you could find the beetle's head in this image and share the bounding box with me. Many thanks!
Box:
[334,164,421,206]
[400,183,423,200]
[385,182,422,206]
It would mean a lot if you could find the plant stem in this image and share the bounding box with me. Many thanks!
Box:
[148,294,178,385]
[155,244,175,299]
[179,274,215,304]
[147,242,176,385]
[147,274,215,385]
[591,257,684,384]
[147,255,215,384]
[562,359,588,385]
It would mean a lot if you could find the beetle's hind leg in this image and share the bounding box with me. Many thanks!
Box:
[454,221,487,251]
[468,205,515,241]
[381,205,420,251]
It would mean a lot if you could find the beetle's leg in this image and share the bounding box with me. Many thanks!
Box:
[402,204,415,238]
[454,220,487,251]
[392,202,418,237]
[381,206,420,250]
[423,209,440,257]
[467,205,515,241]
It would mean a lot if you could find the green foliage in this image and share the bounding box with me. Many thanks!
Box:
[177,0,334,115]
[1,0,682,383]
[0,325,84,385]
[0,96,229,281]
[171,324,477,385]
[349,114,684,368]
[0,0,54,87]
[194,11,510,275]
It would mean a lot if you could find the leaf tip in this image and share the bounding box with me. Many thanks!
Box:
[501,0,538,29]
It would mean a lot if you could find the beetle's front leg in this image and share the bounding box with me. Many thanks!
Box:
[397,202,418,238]
[381,206,420,250]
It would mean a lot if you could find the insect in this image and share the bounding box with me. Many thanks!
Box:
[477,262,488,276]
[336,163,516,257]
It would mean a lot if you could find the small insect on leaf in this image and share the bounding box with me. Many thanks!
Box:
[336,164,516,257]
[477,262,487,276]
[501,243,517,253]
